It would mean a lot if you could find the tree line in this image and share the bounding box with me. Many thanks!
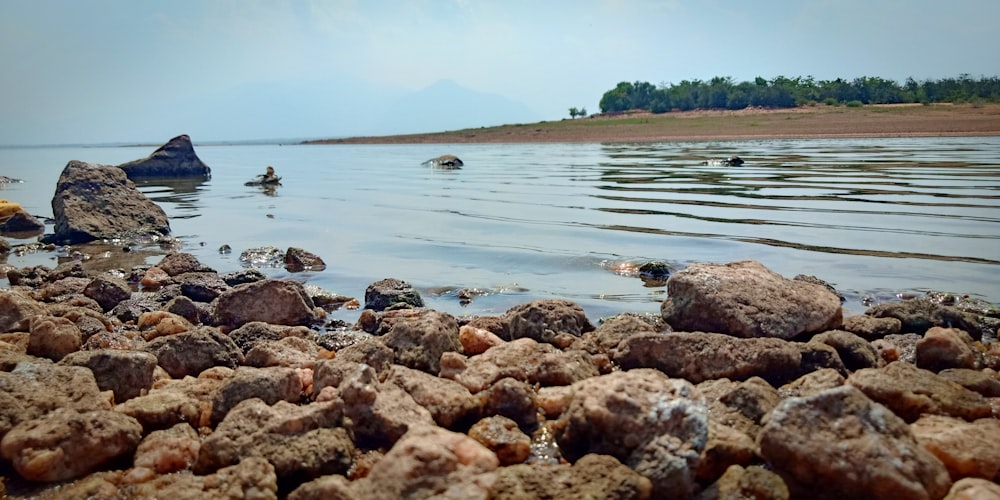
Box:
[597,74,1000,114]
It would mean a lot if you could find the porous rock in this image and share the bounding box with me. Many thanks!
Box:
[660,260,842,338]
[555,369,708,497]
[284,247,327,272]
[757,385,951,500]
[843,314,902,339]
[381,308,461,374]
[490,453,652,500]
[810,329,879,371]
[868,298,987,339]
[128,456,277,499]
[133,422,201,474]
[847,361,992,422]
[0,362,111,441]
[213,278,320,328]
[363,277,424,311]
[386,364,479,428]
[351,425,498,499]
[945,478,1000,499]
[440,337,599,393]
[83,274,133,312]
[145,327,244,378]
[503,299,595,344]
[697,464,789,500]
[613,331,802,384]
[468,415,531,465]
[911,414,1000,482]
[0,408,142,482]
[0,290,47,333]
[59,349,157,402]
[49,160,170,244]
[915,327,983,372]
[27,315,82,361]
[245,336,322,369]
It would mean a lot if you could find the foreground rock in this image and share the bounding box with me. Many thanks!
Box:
[47,160,170,244]
[1,255,999,498]
[117,134,212,179]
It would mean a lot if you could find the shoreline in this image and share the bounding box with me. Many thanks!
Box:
[306,103,1000,145]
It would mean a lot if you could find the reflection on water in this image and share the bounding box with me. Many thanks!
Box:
[1,137,998,321]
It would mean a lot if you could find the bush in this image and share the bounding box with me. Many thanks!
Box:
[822,98,839,106]
[846,100,864,107]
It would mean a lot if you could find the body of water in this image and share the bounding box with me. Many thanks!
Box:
[2,137,998,323]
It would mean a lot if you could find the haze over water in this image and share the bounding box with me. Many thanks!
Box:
[2,136,998,323]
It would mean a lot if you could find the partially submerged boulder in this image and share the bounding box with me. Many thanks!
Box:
[117,134,211,179]
[48,160,170,244]
[422,154,464,168]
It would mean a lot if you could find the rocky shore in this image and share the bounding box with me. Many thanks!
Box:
[2,252,1000,499]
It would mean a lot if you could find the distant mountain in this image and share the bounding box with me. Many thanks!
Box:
[368,79,540,135]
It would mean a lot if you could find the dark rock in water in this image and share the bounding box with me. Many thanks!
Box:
[364,278,424,311]
[284,247,326,272]
[422,154,464,168]
[239,246,285,268]
[1,211,45,234]
[0,175,23,183]
[867,298,988,340]
[47,160,170,245]
[117,134,211,179]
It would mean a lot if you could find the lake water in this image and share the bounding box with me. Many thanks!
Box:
[2,137,999,324]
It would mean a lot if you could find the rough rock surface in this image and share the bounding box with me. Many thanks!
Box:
[697,464,789,500]
[214,279,320,328]
[468,415,532,465]
[848,361,992,422]
[210,366,304,423]
[284,247,327,272]
[59,349,157,402]
[916,327,984,372]
[27,315,82,361]
[660,260,842,338]
[381,309,461,374]
[145,327,244,378]
[117,134,212,178]
[614,332,802,384]
[911,414,1000,481]
[49,160,170,244]
[758,385,952,500]
[868,298,987,339]
[490,453,653,499]
[945,478,1000,499]
[363,278,424,311]
[0,362,111,440]
[0,408,142,482]
[128,456,277,499]
[555,369,708,497]
[0,290,48,333]
[133,422,201,474]
[503,299,596,344]
[440,337,599,392]
[386,364,479,428]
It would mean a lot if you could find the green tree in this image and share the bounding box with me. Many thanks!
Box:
[579,107,588,117]
[569,107,579,119]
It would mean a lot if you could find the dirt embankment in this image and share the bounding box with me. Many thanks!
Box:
[306,103,1000,145]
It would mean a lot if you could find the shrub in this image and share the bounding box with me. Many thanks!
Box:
[846,100,864,107]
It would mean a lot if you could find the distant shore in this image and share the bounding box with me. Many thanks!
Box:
[305,103,1000,145]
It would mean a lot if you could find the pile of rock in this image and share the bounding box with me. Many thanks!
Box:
[1,255,998,498]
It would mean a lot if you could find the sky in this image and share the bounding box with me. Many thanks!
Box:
[1,0,997,145]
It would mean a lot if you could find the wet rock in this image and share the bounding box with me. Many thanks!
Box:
[697,464,789,500]
[868,298,987,339]
[911,414,1000,482]
[916,327,984,372]
[0,408,142,482]
[154,252,215,276]
[848,361,992,422]
[145,327,244,378]
[440,337,599,393]
[480,377,539,429]
[555,369,708,496]
[0,362,111,440]
[140,266,173,289]
[386,364,479,428]
[284,247,327,272]
[133,422,200,474]
[810,329,879,371]
[503,299,595,344]
[117,134,212,178]
[27,315,82,361]
[1,210,45,234]
[381,309,461,374]
[0,290,47,333]
[83,274,133,312]
[177,272,229,302]
[469,415,531,465]
[213,278,321,329]
[48,160,170,244]
[758,385,951,500]
[490,453,652,500]
[196,398,353,483]
[352,425,498,499]
[210,366,304,424]
[422,154,464,168]
[843,314,902,339]
[613,332,802,384]
[128,456,277,499]
[239,246,285,268]
[222,268,267,286]
[245,336,322,369]
[364,277,424,311]
[59,349,157,402]
[661,260,843,339]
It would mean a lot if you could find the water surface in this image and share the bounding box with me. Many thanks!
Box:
[2,137,998,322]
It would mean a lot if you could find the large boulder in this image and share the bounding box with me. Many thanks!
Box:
[661,260,842,339]
[213,279,322,329]
[48,160,170,244]
[117,134,211,179]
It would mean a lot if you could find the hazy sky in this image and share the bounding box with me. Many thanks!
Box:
[1,0,997,144]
